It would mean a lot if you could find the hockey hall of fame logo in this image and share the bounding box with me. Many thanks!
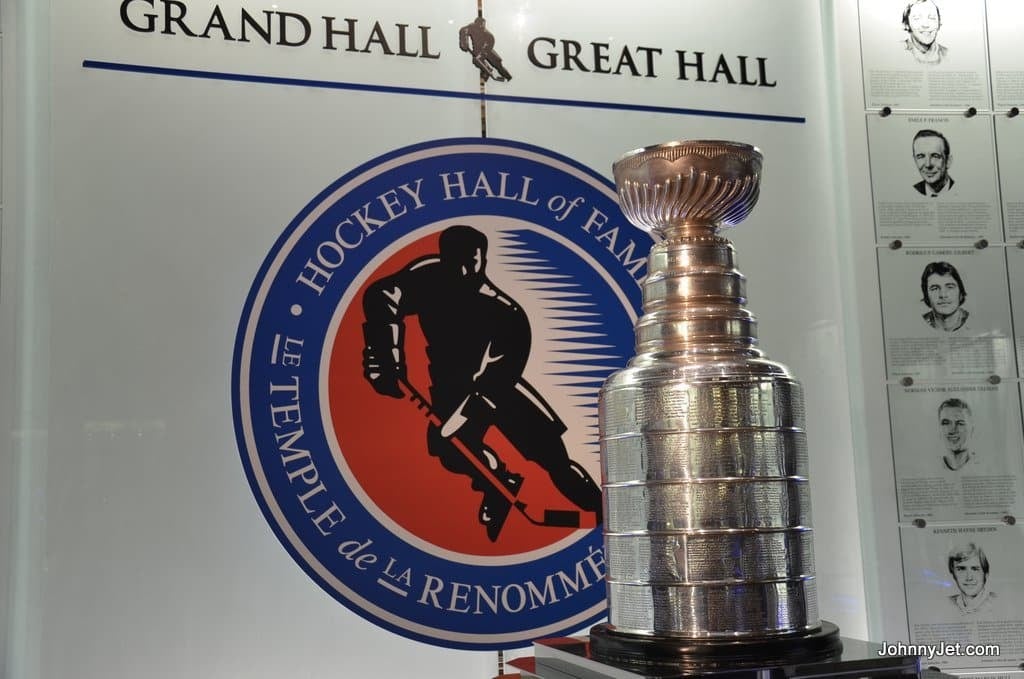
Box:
[232,138,651,650]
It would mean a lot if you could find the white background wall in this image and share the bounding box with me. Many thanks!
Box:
[1,2,877,677]
[827,0,909,643]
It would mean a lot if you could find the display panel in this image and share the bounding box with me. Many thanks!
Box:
[867,113,1000,243]
[1006,248,1024,375]
[996,116,1024,242]
[859,0,990,110]
[986,0,1024,110]
[878,246,1013,380]
[901,524,1024,670]
[889,382,1024,522]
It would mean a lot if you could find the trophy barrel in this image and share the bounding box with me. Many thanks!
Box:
[591,140,840,669]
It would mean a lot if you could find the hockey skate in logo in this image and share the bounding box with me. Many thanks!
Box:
[233,139,650,649]
[361,225,602,542]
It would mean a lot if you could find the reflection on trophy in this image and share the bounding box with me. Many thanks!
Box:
[588,140,842,669]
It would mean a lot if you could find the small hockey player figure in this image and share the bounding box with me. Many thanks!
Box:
[361,225,601,541]
[458,16,512,83]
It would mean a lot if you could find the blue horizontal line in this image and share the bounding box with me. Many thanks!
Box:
[82,59,805,125]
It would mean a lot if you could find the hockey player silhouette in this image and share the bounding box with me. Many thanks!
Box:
[361,225,602,541]
[458,16,512,82]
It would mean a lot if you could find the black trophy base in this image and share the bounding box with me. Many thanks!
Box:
[588,621,844,673]
[510,630,935,679]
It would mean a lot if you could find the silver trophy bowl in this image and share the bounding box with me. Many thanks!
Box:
[590,140,840,669]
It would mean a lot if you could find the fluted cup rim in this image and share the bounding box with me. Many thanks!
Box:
[612,140,763,236]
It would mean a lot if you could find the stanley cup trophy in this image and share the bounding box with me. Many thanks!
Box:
[587,140,842,671]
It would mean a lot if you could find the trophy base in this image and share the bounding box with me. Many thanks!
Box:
[588,621,843,673]
[508,627,938,679]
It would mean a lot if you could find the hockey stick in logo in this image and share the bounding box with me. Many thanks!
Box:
[397,377,581,529]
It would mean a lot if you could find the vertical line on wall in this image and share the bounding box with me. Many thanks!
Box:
[479,72,488,138]
[983,0,997,118]
[478,0,487,137]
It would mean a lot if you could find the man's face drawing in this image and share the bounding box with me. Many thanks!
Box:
[914,135,949,187]
[952,555,985,597]
[939,405,972,453]
[925,273,961,316]
[908,1,941,47]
